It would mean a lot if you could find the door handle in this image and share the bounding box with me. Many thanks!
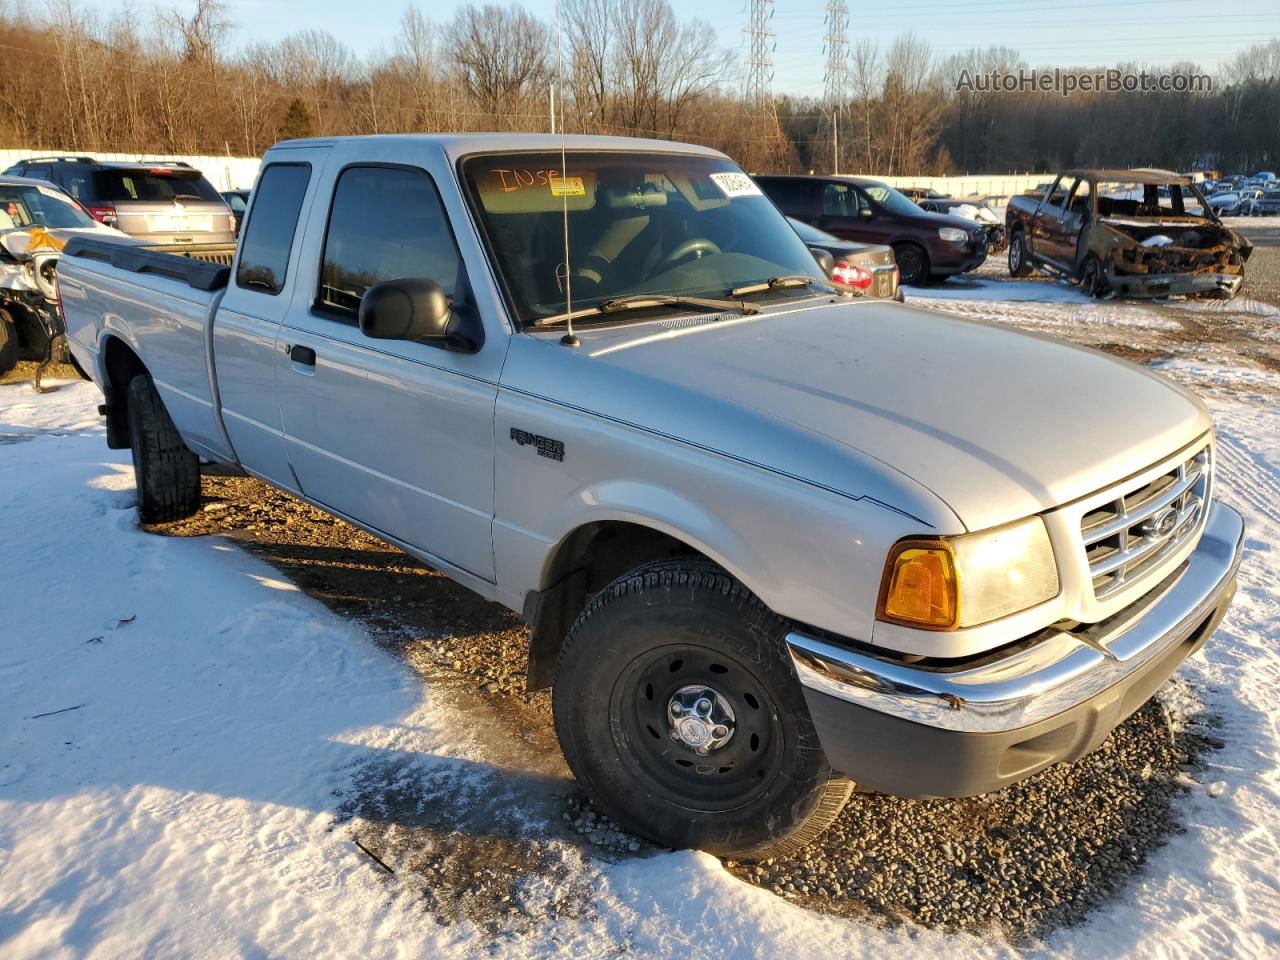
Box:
[289,344,316,366]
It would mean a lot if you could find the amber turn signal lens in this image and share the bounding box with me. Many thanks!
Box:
[877,541,959,630]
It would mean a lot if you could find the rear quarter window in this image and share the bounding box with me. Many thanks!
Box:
[235,164,311,296]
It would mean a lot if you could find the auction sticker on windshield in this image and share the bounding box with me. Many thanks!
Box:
[550,176,586,197]
[709,172,763,198]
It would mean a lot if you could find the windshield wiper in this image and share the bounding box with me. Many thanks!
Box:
[532,293,759,328]
[729,274,832,297]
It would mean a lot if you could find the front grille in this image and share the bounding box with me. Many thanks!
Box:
[1080,445,1211,599]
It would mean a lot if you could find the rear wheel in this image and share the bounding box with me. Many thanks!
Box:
[1008,230,1033,277]
[553,559,851,861]
[893,243,930,286]
[127,374,201,523]
[0,316,17,377]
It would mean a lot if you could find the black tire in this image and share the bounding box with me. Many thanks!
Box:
[1080,254,1109,299]
[553,559,852,861]
[0,317,17,377]
[1008,230,1033,277]
[126,374,200,523]
[893,243,929,286]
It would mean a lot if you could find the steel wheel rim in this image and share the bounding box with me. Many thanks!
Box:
[609,643,784,812]
[899,249,924,284]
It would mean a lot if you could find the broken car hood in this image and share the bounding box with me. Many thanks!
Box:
[511,299,1211,533]
[0,225,115,261]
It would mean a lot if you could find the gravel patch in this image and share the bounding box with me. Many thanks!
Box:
[725,690,1221,940]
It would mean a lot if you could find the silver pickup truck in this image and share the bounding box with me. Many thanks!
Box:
[57,134,1244,861]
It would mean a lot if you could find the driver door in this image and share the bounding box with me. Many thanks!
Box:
[818,182,882,243]
[275,159,502,582]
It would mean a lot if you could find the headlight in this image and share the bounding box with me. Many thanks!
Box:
[877,517,1059,630]
[938,227,968,243]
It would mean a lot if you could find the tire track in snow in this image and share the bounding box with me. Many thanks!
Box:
[1214,433,1280,530]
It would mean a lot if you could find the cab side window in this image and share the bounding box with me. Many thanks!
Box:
[317,165,462,321]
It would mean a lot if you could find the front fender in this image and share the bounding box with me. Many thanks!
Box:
[492,388,952,645]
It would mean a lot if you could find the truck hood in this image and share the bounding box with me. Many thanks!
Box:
[511,298,1210,532]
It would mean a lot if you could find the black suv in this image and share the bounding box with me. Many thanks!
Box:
[3,155,235,244]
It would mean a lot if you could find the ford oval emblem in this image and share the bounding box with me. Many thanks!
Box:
[1141,506,1179,540]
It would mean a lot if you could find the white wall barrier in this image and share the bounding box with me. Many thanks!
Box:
[851,174,1051,202]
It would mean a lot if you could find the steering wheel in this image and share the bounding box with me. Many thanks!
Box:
[660,237,721,268]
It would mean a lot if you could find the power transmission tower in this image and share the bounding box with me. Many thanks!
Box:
[743,0,774,110]
[823,0,851,173]
[822,0,850,108]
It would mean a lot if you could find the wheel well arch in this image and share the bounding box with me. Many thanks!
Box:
[523,519,716,691]
[101,335,147,448]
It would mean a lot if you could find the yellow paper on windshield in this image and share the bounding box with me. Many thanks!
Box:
[550,176,585,197]
[475,166,596,213]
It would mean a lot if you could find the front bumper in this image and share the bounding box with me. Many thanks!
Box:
[1109,270,1244,300]
[788,501,1244,797]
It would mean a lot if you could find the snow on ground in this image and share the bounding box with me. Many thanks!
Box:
[3,277,1280,960]
[1222,216,1280,228]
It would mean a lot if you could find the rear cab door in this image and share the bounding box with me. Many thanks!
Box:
[273,139,510,584]
[214,144,331,490]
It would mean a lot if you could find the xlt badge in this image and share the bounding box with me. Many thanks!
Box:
[510,428,565,462]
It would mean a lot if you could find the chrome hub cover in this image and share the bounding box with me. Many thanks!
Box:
[667,684,736,755]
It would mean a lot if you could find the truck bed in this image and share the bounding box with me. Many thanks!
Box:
[59,236,235,462]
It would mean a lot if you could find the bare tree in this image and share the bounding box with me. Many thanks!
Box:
[446,4,549,126]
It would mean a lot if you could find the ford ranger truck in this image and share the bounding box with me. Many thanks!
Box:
[57,135,1245,861]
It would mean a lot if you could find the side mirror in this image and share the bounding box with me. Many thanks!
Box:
[359,278,474,350]
[859,207,874,218]
[808,246,836,276]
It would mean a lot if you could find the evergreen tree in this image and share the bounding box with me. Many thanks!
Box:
[277,98,314,140]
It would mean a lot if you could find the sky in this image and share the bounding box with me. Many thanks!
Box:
[82,0,1280,99]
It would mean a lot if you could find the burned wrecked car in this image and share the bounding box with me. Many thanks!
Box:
[1006,169,1251,299]
[0,176,126,388]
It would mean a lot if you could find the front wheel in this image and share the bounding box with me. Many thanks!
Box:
[553,559,851,861]
[1080,254,1109,298]
[893,243,930,286]
[1008,230,1033,277]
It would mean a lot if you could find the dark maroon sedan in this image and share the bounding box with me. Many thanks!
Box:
[755,174,989,285]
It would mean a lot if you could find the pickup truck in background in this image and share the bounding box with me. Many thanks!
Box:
[58,135,1244,861]
[1005,168,1252,299]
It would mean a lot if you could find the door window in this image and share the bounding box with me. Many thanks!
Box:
[761,179,814,218]
[822,182,860,217]
[317,165,462,321]
[235,163,311,295]
[1066,179,1092,218]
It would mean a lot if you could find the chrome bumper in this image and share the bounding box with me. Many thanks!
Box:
[788,501,1244,735]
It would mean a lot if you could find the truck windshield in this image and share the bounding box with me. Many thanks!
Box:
[0,183,96,230]
[461,151,828,327]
